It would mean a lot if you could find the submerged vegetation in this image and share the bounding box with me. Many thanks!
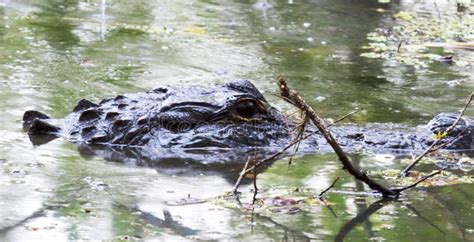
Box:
[362,6,474,73]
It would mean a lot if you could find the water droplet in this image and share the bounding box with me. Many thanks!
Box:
[315,96,326,101]
[303,22,311,28]
[35,187,55,193]
[446,80,461,87]
[307,37,314,42]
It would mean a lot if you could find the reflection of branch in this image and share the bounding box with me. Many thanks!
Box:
[252,212,313,241]
[252,151,258,204]
[116,204,200,237]
[352,160,376,239]
[401,93,473,176]
[405,204,446,235]
[427,190,468,241]
[334,198,394,242]
[0,209,45,233]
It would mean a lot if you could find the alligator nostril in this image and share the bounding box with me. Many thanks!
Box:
[73,99,99,112]
[118,104,128,110]
[81,126,97,137]
[105,112,119,120]
[79,109,102,122]
[114,95,126,101]
[112,119,132,131]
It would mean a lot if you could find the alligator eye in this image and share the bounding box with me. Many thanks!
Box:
[235,100,257,118]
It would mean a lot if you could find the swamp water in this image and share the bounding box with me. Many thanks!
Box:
[0,0,473,241]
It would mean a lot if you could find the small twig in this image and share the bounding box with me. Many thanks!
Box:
[397,40,404,53]
[232,157,251,194]
[287,115,309,166]
[401,93,473,176]
[269,92,296,105]
[318,176,340,199]
[252,150,258,204]
[332,110,360,124]
[393,169,443,193]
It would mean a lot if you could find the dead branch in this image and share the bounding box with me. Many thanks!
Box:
[232,109,358,192]
[234,78,453,197]
[401,93,473,176]
[278,77,398,197]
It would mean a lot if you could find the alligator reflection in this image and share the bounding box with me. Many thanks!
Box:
[27,133,278,184]
[76,143,277,183]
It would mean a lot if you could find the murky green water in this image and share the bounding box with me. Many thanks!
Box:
[1,0,473,241]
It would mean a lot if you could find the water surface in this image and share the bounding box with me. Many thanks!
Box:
[0,0,473,241]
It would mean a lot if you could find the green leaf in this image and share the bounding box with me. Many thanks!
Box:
[434,131,448,140]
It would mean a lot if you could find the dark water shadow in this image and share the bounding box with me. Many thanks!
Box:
[75,143,278,184]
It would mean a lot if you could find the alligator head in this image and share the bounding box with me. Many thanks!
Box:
[23,80,294,149]
[23,80,473,155]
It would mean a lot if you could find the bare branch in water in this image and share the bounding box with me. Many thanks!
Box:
[232,108,359,192]
[278,77,398,198]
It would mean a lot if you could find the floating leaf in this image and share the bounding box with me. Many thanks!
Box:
[394,11,413,21]
[184,26,207,35]
[434,131,447,140]
[360,52,381,58]
[367,33,387,42]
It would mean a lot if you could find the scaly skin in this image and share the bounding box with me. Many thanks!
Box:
[23,80,473,158]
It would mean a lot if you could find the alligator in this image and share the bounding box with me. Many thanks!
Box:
[22,80,473,165]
